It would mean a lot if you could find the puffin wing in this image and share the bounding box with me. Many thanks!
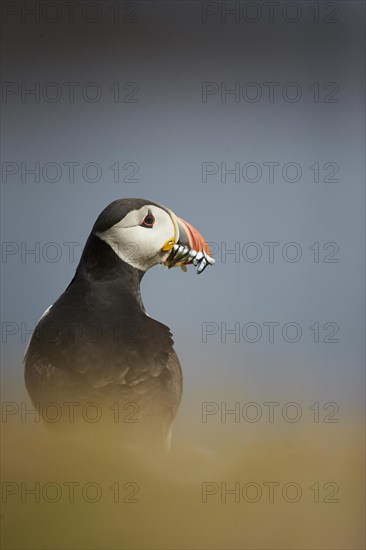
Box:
[24,310,183,416]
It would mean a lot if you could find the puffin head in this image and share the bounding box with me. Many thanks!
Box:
[92,198,215,274]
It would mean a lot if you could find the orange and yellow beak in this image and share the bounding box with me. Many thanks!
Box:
[162,211,214,273]
[175,216,212,258]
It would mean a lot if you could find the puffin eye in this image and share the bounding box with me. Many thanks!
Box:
[141,213,155,228]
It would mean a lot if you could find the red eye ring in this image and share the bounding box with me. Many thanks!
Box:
[141,212,155,228]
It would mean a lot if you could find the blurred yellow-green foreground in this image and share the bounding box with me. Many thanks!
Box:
[1,388,364,550]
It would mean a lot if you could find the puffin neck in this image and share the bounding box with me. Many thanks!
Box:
[75,233,145,307]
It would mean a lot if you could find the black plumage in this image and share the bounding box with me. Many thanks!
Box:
[24,199,213,449]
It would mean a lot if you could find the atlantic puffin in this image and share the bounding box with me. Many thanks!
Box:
[24,199,214,449]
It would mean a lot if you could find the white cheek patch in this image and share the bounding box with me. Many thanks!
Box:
[96,205,175,271]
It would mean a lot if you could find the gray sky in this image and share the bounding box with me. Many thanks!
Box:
[1,1,364,414]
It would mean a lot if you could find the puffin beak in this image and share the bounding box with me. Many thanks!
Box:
[175,216,212,256]
[163,212,215,274]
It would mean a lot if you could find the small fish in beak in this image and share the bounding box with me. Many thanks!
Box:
[163,214,215,274]
[167,244,215,274]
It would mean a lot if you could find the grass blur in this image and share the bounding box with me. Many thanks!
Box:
[1,389,364,550]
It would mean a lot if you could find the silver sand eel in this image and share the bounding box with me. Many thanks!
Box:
[167,244,215,274]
